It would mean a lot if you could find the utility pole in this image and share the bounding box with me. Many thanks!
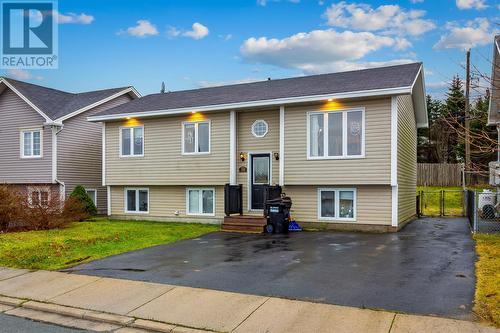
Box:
[465,49,471,187]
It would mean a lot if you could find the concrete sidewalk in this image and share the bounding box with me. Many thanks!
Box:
[0,267,497,333]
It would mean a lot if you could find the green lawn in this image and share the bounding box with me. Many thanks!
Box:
[417,185,492,216]
[474,233,500,327]
[0,218,218,270]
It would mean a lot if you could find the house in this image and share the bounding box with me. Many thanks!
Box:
[88,62,427,232]
[0,77,140,213]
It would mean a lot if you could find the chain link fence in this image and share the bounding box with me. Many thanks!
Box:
[465,189,500,233]
[417,190,465,217]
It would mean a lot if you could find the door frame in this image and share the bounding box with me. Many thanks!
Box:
[247,151,273,212]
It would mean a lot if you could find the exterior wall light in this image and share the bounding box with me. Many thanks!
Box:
[274,152,279,160]
[240,152,246,162]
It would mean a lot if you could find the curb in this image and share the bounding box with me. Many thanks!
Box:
[0,296,212,333]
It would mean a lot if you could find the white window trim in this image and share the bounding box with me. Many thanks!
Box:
[124,187,149,214]
[186,187,216,216]
[306,108,365,160]
[181,120,211,155]
[251,119,269,138]
[20,129,43,159]
[85,188,97,208]
[317,188,357,222]
[27,187,50,207]
[119,126,144,158]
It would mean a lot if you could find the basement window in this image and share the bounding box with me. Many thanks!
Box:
[125,188,149,214]
[186,188,215,216]
[318,188,356,221]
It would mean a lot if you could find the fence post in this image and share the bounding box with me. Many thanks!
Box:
[473,190,478,233]
[440,190,444,217]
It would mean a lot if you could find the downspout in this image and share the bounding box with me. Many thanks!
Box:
[50,123,65,203]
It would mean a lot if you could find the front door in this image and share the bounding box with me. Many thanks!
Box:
[250,153,270,210]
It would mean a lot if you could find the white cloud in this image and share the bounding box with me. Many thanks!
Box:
[183,22,209,39]
[410,0,424,3]
[240,29,414,74]
[456,0,488,10]
[168,22,209,40]
[56,12,94,24]
[121,20,159,38]
[324,2,435,36]
[433,18,494,50]
[395,37,412,50]
[6,69,42,81]
[426,81,448,89]
[219,34,233,41]
[197,77,264,88]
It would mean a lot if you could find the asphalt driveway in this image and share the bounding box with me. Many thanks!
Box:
[65,217,476,320]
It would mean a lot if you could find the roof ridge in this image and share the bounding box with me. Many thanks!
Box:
[2,76,73,95]
[75,86,132,96]
[146,62,422,97]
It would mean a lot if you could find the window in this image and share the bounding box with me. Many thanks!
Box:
[252,120,268,138]
[120,126,144,157]
[21,130,42,158]
[86,189,97,208]
[125,188,149,213]
[30,190,49,207]
[186,188,215,216]
[308,109,364,159]
[182,121,210,154]
[318,188,356,221]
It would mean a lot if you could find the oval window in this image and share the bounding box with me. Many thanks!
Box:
[252,120,268,138]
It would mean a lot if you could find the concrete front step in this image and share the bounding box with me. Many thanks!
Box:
[222,215,267,233]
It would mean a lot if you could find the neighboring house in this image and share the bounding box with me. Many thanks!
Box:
[0,77,140,213]
[89,63,427,232]
[488,35,500,126]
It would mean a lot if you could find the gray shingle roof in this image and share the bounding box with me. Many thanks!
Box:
[94,62,422,117]
[3,77,131,120]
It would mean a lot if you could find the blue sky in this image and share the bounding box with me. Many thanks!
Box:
[1,0,498,100]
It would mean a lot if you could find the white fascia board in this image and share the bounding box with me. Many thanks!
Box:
[56,87,140,123]
[87,86,412,122]
[411,65,429,129]
[0,78,53,122]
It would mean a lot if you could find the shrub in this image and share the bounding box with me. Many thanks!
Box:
[0,185,22,231]
[20,195,70,230]
[69,185,97,216]
[62,196,90,222]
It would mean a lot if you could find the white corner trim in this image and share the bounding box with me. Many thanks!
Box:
[107,185,111,216]
[1,78,53,122]
[87,86,412,122]
[391,186,398,227]
[51,127,57,182]
[229,110,237,185]
[391,96,398,227]
[279,106,285,186]
[391,96,398,187]
[55,87,140,123]
[102,122,106,186]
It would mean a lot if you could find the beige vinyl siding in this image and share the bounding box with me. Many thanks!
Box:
[397,95,417,224]
[284,98,391,185]
[57,94,133,214]
[283,185,391,225]
[110,185,224,222]
[0,88,52,183]
[236,108,280,212]
[105,112,230,185]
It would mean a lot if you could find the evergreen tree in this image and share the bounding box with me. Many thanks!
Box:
[69,185,97,216]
